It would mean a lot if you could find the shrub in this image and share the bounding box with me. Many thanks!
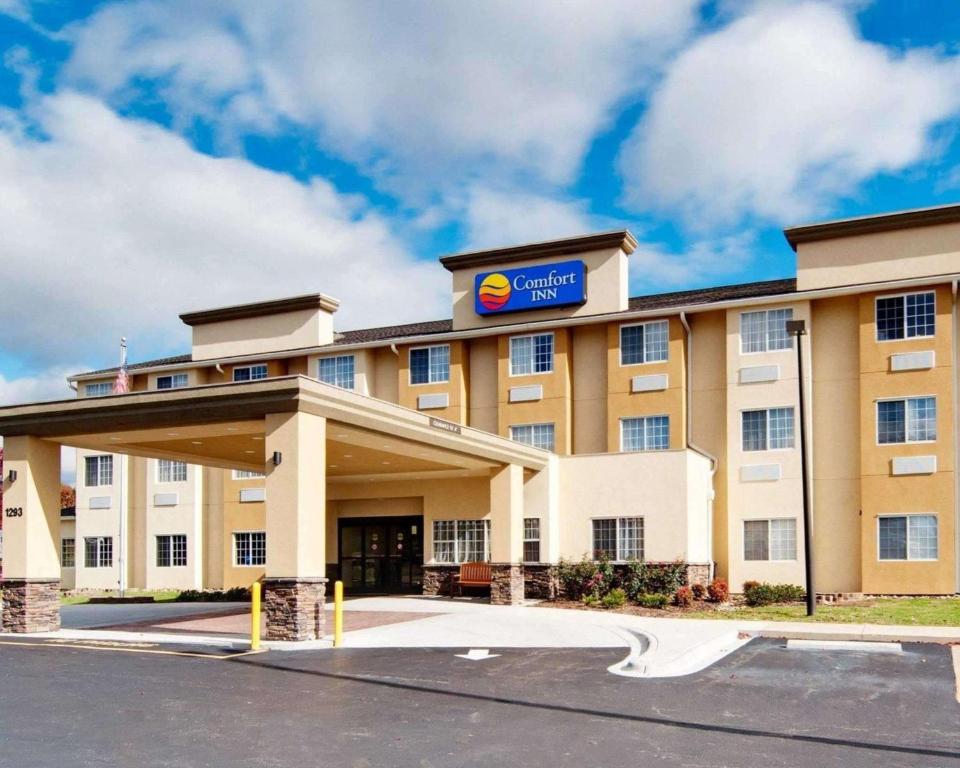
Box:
[637,593,669,609]
[706,578,729,603]
[674,586,693,608]
[582,594,600,607]
[601,588,627,609]
[742,580,761,593]
[744,583,806,607]
[558,555,615,600]
[175,587,251,603]
[690,583,706,600]
[624,560,687,601]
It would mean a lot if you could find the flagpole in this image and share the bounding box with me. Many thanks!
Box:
[115,338,129,598]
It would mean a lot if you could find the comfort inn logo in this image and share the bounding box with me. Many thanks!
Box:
[474,259,586,316]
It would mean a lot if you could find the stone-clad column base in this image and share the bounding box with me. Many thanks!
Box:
[490,564,523,605]
[1,579,61,633]
[263,578,326,641]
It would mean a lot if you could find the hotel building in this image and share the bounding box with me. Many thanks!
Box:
[1,202,958,639]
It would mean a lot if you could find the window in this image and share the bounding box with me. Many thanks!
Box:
[233,531,266,566]
[61,538,75,568]
[318,355,355,390]
[84,455,114,487]
[157,460,187,483]
[741,407,795,451]
[591,517,643,561]
[620,320,669,365]
[156,373,188,390]
[743,519,797,561]
[740,308,794,353]
[877,397,936,444]
[621,415,670,452]
[509,333,554,376]
[84,382,113,397]
[84,537,113,568]
[876,292,935,341]
[878,515,938,561]
[156,534,188,567]
[509,423,555,451]
[233,365,268,382]
[523,518,541,563]
[432,520,490,563]
[409,345,450,385]
[232,469,266,480]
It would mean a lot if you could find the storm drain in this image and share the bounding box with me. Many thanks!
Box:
[785,639,903,654]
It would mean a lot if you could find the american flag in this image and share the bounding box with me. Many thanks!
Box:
[113,337,130,394]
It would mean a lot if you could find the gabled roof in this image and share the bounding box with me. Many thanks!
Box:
[73,276,797,379]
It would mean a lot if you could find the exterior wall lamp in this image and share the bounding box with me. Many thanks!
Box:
[272,451,282,467]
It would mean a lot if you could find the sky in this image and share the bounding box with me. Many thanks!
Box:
[2,0,960,413]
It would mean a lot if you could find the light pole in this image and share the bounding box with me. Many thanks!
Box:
[786,319,814,616]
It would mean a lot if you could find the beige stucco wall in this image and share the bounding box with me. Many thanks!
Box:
[811,295,862,592]
[450,246,628,331]
[73,448,125,590]
[557,451,710,563]
[725,302,811,591]
[307,348,375,396]
[59,517,76,589]
[468,336,499,434]
[688,310,727,579]
[796,221,960,291]
[372,347,400,404]
[398,341,468,424]
[191,307,335,361]
[143,460,204,590]
[571,324,607,454]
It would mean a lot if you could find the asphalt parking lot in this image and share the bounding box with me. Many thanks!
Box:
[0,638,956,767]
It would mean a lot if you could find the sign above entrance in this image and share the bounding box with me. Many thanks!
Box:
[474,260,586,316]
[429,417,461,434]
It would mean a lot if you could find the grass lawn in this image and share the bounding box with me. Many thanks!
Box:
[61,590,181,606]
[685,597,960,626]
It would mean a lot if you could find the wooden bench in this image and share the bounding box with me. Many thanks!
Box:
[449,562,492,598]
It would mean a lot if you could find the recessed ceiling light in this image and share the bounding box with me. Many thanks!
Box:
[109,437,121,442]
[336,434,348,439]
[226,427,238,432]
[251,436,263,441]
[381,461,391,465]
[167,432,179,437]
[244,450,255,454]
[343,454,353,458]
[191,441,202,445]
[328,464,338,468]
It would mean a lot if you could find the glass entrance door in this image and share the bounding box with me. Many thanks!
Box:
[338,517,423,594]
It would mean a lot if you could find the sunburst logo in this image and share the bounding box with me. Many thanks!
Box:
[478,272,511,311]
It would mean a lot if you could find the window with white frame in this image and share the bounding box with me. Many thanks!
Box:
[621,415,670,452]
[877,397,937,444]
[156,534,188,567]
[233,364,268,382]
[432,520,490,563]
[591,517,643,561]
[743,519,797,561]
[620,320,669,365]
[318,355,355,389]
[409,345,450,385]
[233,531,266,566]
[232,469,266,480]
[84,455,114,487]
[740,308,794,354]
[157,459,187,483]
[741,407,795,451]
[84,537,113,568]
[84,382,113,397]
[878,514,937,561]
[61,538,75,568]
[509,423,555,451]
[156,373,188,390]
[523,518,541,563]
[876,292,935,341]
[509,333,554,375]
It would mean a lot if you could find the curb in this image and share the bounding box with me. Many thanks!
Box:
[750,628,960,645]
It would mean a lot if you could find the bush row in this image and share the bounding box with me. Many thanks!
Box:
[742,581,806,606]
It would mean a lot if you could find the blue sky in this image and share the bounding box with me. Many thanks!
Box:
[3,0,960,408]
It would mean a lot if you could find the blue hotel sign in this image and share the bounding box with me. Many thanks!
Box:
[475,260,586,316]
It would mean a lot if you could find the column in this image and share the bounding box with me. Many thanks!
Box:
[488,463,524,605]
[262,411,327,641]
[1,436,62,633]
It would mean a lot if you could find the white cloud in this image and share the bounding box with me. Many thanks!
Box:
[463,187,604,250]
[629,233,756,292]
[620,1,960,225]
[62,0,700,193]
[0,365,78,405]
[0,91,449,370]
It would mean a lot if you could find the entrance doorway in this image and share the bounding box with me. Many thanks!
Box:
[338,516,424,594]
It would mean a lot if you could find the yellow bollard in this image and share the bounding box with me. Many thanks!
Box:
[250,581,261,651]
[333,580,344,648]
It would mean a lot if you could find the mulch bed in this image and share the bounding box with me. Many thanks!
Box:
[541,598,729,617]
